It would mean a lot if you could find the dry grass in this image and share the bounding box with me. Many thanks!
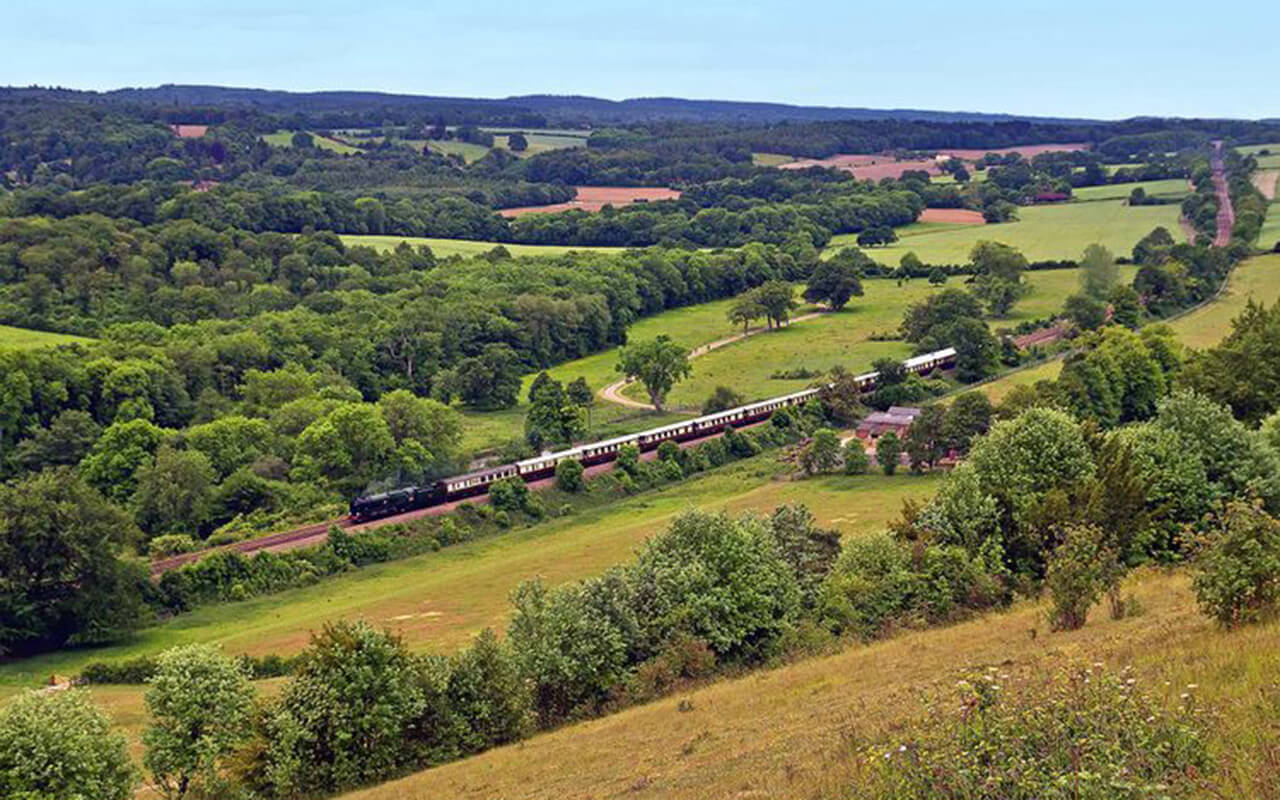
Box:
[337,570,1279,800]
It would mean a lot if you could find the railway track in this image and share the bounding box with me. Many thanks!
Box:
[1210,140,1235,247]
[149,518,351,575]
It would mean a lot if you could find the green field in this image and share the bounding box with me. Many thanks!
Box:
[459,293,788,451]
[840,198,1183,264]
[633,267,1117,409]
[261,130,363,155]
[1236,142,1280,169]
[752,152,796,167]
[0,324,92,350]
[1071,178,1189,202]
[491,131,588,157]
[339,234,626,260]
[0,458,942,687]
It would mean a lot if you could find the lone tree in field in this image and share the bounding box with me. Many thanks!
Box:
[804,254,865,311]
[506,132,529,152]
[616,335,692,412]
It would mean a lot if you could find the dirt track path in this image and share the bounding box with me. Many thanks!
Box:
[598,310,828,410]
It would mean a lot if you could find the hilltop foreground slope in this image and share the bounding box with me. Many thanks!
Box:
[339,570,1278,800]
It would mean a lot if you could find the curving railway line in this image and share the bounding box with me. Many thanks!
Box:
[150,348,962,576]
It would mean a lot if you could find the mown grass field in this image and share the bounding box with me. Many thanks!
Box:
[1071,177,1188,202]
[634,268,1123,410]
[339,234,625,260]
[491,131,588,157]
[833,198,1182,265]
[752,152,796,167]
[261,130,363,155]
[338,569,1278,800]
[1237,142,1280,170]
[0,324,92,350]
[0,458,942,687]
[1167,253,1280,348]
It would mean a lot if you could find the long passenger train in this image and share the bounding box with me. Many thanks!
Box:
[348,347,957,522]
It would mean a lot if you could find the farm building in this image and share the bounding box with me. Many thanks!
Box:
[855,406,922,439]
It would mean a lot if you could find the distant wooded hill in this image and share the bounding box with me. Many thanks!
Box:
[4,83,1104,126]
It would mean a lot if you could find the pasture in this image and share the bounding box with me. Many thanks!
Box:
[635,267,1116,409]
[338,234,625,259]
[0,458,942,687]
[1071,177,1189,202]
[752,152,795,167]
[337,569,1279,800]
[0,324,92,350]
[490,130,588,157]
[261,130,363,155]
[837,198,1183,265]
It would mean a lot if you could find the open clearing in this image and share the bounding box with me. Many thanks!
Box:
[631,267,1119,409]
[833,198,1183,264]
[752,152,796,167]
[0,324,93,350]
[778,144,1086,181]
[338,234,626,260]
[499,186,683,217]
[338,569,1277,800]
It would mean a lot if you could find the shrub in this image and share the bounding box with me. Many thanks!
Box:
[488,477,529,512]
[843,440,870,474]
[845,666,1210,800]
[493,510,511,528]
[1044,524,1110,631]
[660,458,684,482]
[555,458,585,492]
[819,535,1006,639]
[617,444,641,475]
[656,440,680,462]
[0,689,137,800]
[261,622,426,797]
[148,533,199,556]
[1193,500,1280,627]
[876,432,902,475]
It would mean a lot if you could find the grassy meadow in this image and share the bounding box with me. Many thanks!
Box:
[632,267,1123,409]
[0,324,93,350]
[752,152,796,167]
[1071,177,1188,202]
[339,234,625,260]
[833,198,1183,264]
[262,130,364,155]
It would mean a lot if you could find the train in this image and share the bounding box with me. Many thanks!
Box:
[347,347,957,522]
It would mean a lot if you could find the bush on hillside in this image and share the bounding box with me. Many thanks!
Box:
[843,666,1210,800]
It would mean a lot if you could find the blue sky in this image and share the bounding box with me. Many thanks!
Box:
[4,0,1277,119]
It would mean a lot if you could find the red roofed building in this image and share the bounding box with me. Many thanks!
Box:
[855,406,922,440]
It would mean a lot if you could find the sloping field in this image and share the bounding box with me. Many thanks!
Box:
[0,460,942,685]
[636,267,1119,410]
[968,253,1280,392]
[0,324,92,350]
[262,130,364,154]
[836,198,1183,264]
[499,186,683,217]
[338,234,625,259]
[338,569,1277,800]
[1072,177,1190,202]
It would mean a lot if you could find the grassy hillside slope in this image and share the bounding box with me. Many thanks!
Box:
[338,570,1277,800]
